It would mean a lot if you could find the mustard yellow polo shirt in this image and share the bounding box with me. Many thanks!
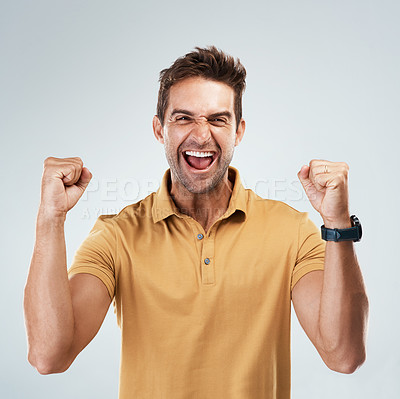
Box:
[68,166,325,399]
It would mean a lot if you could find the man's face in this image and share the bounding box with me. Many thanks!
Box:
[153,77,245,194]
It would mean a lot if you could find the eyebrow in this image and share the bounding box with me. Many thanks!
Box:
[170,109,195,117]
[170,109,232,119]
[208,111,232,120]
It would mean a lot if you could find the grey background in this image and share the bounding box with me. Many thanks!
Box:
[1,0,399,398]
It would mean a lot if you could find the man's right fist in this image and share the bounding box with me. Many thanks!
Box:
[39,157,92,218]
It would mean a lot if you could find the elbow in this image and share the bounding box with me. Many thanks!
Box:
[325,351,366,374]
[35,363,59,376]
[28,350,71,375]
[328,360,363,375]
[25,333,75,375]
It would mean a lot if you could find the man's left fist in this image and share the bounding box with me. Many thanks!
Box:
[297,160,351,229]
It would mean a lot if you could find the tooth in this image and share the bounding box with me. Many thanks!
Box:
[185,151,214,157]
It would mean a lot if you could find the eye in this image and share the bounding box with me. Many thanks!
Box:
[175,116,192,123]
[210,118,226,126]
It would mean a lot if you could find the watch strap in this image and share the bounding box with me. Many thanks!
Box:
[321,215,362,242]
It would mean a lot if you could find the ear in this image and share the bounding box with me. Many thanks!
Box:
[234,118,246,146]
[152,115,164,144]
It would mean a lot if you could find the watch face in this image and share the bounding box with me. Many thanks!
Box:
[356,223,362,241]
[350,215,362,241]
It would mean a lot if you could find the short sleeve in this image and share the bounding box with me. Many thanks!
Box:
[291,212,326,291]
[67,215,117,300]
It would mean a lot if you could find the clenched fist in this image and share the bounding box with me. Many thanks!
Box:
[297,159,351,229]
[39,157,92,219]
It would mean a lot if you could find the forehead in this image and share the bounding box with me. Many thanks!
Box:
[166,77,235,116]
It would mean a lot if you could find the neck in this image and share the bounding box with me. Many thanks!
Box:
[170,171,234,233]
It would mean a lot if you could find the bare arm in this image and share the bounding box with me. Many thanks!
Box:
[294,160,369,373]
[23,157,111,374]
[292,240,368,373]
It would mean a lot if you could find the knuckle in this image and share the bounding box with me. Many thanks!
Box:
[337,174,347,184]
[44,156,54,165]
[43,158,56,175]
[339,163,349,176]
[309,159,323,168]
[73,157,83,165]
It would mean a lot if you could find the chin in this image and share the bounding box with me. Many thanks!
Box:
[178,169,229,195]
[167,151,232,195]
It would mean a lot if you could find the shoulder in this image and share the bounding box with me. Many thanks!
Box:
[94,193,155,228]
[93,192,156,231]
[245,189,305,224]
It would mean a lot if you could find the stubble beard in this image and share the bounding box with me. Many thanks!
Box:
[165,143,234,195]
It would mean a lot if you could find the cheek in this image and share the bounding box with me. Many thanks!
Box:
[165,127,187,145]
[215,130,236,149]
[164,132,183,157]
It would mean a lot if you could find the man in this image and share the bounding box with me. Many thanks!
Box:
[24,46,369,399]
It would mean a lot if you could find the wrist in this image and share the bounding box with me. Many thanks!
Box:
[321,214,362,242]
[322,215,351,229]
[37,206,67,225]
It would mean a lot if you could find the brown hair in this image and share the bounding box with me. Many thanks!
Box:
[157,46,247,129]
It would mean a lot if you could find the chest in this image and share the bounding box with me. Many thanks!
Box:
[115,216,296,313]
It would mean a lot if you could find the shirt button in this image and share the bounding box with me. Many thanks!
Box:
[197,234,204,240]
[204,258,210,265]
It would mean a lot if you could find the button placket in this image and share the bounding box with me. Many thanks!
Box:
[184,217,216,286]
[201,228,216,285]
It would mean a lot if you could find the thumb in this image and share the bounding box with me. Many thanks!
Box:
[64,167,93,211]
[297,164,318,201]
[76,167,92,190]
[297,165,311,187]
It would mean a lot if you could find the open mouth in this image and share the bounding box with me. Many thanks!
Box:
[182,150,218,171]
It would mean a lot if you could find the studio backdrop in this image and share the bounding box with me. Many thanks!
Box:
[1,0,398,398]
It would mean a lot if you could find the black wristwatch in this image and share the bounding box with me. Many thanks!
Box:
[321,215,362,242]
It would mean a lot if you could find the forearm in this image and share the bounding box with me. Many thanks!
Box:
[23,208,74,373]
[318,238,369,372]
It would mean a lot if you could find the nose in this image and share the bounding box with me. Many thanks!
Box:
[190,118,212,144]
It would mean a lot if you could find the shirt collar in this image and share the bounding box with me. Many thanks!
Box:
[152,166,247,223]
